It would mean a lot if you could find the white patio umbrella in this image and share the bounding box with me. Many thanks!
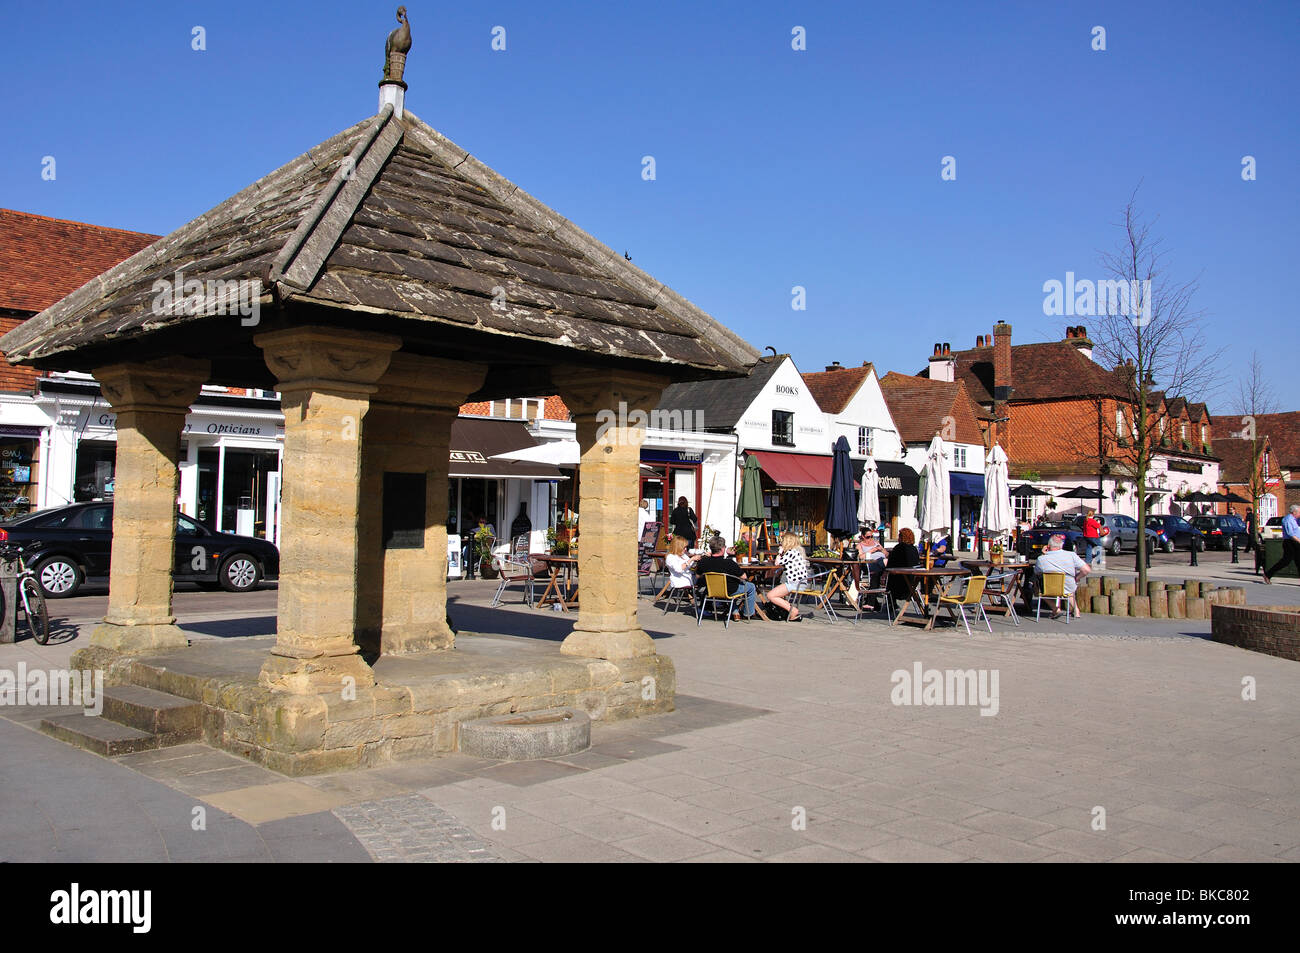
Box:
[979,444,1014,537]
[492,441,654,471]
[857,455,880,526]
[918,433,951,536]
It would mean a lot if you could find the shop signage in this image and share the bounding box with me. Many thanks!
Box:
[640,449,704,464]
[1166,460,1203,474]
[879,474,905,491]
[450,450,487,464]
[88,413,268,438]
[774,384,800,396]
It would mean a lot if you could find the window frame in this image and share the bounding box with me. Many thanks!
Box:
[772,410,795,448]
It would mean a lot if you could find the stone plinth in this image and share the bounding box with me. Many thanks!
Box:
[71,634,674,776]
[1211,604,1300,661]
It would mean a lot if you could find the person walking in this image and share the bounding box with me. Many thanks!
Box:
[669,495,698,549]
[1244,508,1256,553]
[1081,509,1102,567]
[1263,504,1300,584]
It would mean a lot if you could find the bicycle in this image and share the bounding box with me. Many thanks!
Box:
[0,541,50,645]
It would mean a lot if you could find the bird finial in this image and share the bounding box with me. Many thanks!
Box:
[382,6,413,88]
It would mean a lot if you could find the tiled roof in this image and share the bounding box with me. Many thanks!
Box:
[0,210,158,314]
[458,395,570,420]
[934,340,1129,405]
[2,108,758,382]
[1212,436,1266,484]
[878,372,984,445]
[656,354,785,430]
[1233,412,1300,468]
[801,363,873,414]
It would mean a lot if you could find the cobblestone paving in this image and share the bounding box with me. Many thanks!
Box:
[332,794,504,863]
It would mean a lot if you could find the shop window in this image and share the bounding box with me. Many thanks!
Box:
[0,436,39,519]
[75,440,117,502]
[772,411,794,447]
[1013,495,1033,525]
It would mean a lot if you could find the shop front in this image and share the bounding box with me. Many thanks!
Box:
[0,393,53,521]
[639,448,702,542]
[744,449,833,546]
[950,471,985,550]
[855,459,920,541]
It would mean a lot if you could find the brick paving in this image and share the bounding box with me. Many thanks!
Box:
[2,569,1299,862]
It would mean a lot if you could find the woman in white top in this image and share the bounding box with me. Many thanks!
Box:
[663,536,699,593]
[763,532,810,621]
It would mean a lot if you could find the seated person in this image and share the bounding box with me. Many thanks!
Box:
[696,536,767,621]
[660,536,700,603]
[857,530,886,561]
[764,532,811,621]
[928,533,950,567]
[886,527,922,606]
[1033,534,1090,617]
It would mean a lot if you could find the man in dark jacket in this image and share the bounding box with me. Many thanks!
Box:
[696,537,765,620]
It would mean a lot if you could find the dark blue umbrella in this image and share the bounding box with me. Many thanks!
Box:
[825,435,858,540]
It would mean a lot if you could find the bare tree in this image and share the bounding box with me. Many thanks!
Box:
[1231,351,1278,529]
[1089,191,1226,588]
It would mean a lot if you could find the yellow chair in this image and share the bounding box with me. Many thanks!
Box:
[1034,572,1071,623]
[697,572,744,628]
[938,575,991,635]
[792,570,839,623]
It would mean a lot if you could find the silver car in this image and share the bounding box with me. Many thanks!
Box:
[1070,513,1150,554]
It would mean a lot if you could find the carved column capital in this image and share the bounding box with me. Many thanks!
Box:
[256,326,402,396]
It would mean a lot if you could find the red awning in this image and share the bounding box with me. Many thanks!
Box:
[749,450,834,489]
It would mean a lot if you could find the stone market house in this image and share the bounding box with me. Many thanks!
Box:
[798,361,917,540]
[921,323,1220,525]
[1,29,758,773]
[877,371,987,546]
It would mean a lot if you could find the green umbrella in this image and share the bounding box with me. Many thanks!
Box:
[737,455,764,524]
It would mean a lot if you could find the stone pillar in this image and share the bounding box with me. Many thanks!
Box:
[356,355,487,656]
[256,327,401,694]
[556,369,669,660]
[90,359,210,652]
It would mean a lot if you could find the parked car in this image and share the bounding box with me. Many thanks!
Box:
[1144,515,1205,552]
[1191,515,1249,550]
[1067,513,1160,555]
[1020,522,1088,556]
[1262,516,1284,540]
[0,502,280,598]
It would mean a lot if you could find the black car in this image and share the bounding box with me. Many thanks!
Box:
[1144,515,1205,552]
[1019,522,1088,556]
[1191,515,1249,550]
[0,502,280,598]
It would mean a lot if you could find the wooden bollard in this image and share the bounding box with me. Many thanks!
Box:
[1185,597,1206,620]
[1129,596,1151,618]
[1110,593,1129,616]
[1150,591,1169,618]
[1167,589,1186,619]
[1148,581,1166,600]
[1184,580,1200,599]
[1091,594,1111,615]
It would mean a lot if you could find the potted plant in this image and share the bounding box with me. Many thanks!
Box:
[733,539,750,559]
[1045,497,1058,512]
[474,526,499,579]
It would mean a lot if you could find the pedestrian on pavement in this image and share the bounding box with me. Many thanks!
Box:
[669,495,698,549]
[1244,508,1256,552]
[1082,509,1103,567]
[1263,504,1300,584]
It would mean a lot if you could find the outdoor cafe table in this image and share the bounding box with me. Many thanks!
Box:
[890,566,972,630]
[809,556,868,604]
[532,554,578,611]
[961,560,1030,617]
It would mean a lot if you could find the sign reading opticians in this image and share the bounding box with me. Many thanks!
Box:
[88,412,268,437]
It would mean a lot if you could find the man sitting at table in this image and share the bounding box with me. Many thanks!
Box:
[1033,533,1090,618]
[696,536,767,621]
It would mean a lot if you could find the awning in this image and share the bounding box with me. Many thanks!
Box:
[450,418,567,480]
[854,458,920,497]
[950,472,986,497]
[748,450,832,489]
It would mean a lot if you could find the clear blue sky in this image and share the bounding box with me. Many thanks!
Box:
[3,1,1296,407]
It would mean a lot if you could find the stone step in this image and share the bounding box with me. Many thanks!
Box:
[101,685,203,738]
[39,714,158,757]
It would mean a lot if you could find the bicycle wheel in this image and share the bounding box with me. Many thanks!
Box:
[19,576,50,645]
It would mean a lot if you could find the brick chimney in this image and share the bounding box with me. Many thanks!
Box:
[825,361,843,372]
[993,322,1012,401]
[1065,324,1094,362]
[928,342,955,382]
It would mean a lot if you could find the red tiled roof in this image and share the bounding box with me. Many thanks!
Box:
[800,363,873,414]
[1221,412,1300,468]
[936,340,1130,405]
[0,209,158,314]
[1212,436,1268,484]
[458,396,571,420]
[878,372,984,445]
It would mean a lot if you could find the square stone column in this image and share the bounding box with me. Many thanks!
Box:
[557,369,669,660]
[257,327,401,694]
[356,355,487,656]
[89,359,210,652]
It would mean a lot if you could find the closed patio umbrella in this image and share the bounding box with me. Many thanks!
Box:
[857,455,880,527]
[979,444,1013,537]
[736,454,765,529]
[918,433,951,536]
[825,436,858,541]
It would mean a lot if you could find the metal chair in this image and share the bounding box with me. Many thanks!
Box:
[696,572,744,628]
[1034,572,1071,622]
[983,569,1021,625]
[662,581,696,615]
[938,575,991,636]
[791,570,838,623]
[491,534,535,607]
[850,564,894,622]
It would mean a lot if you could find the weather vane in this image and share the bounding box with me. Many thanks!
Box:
[382,6,412,89]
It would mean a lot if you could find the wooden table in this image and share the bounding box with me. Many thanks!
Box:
[532,555,578,610]
[890,567,971,630]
